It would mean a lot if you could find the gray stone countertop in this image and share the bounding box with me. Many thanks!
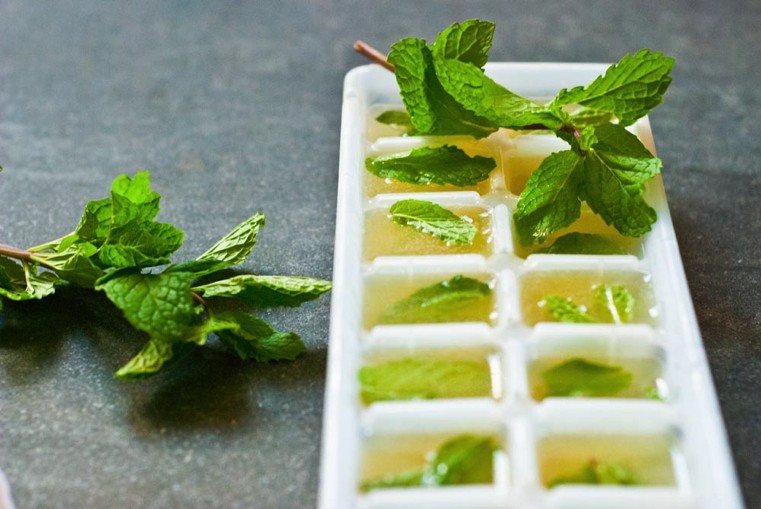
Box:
[0,1,758,508]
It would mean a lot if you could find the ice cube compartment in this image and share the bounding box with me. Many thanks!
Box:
[319,63,742,509]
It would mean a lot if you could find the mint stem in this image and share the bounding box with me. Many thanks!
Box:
[0,243,33,261]
[354,40,395,72]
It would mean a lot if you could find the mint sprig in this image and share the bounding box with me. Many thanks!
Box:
[0,172,331,379]
[357,20,674,244]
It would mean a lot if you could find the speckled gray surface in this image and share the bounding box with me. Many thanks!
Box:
[0,1,758,508]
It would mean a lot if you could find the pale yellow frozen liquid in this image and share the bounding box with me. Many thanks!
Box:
[363,206,492,260]
[363,274,497,329]
[528,355,665,401]
[360,432,503,487]
[519,270,657,326]
[538,434,677,487]
[361,347,502,402]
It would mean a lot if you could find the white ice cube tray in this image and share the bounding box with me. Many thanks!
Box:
[319,63,743,509]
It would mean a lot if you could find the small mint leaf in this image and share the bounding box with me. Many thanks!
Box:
[431,19,495,67]
[552,49,674,126]
[366,145,495,187]
[215,311,306,362]
[543,295,597,323]
[359,357,492,404]
[378,275,491,325]
[513,150,584,245]
[593,284,636,324]
[97,271,197,342]
[542,358,633,397]
[194,275,332,308]
[389,199,477,245]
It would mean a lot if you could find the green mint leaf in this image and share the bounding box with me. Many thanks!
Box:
[35,244,104,287]
[513,150,584,245]
[360,434,496,491]
[581,123,662,186]
[375,110,412,128]
[537,233,628,255]
[96,271,197,342]
[548,459,637,487]
[431,19,495,67]
[114,339,196,380]
[167,213,265,277]
[569,107,614,127]
[109,171,161,225]
[582,151,657,238]
[194,275,332,308]
[433,58,565,130]
[543,295,597,323]
[389,199,477,245]
[378,275,491,325]
[366,145,495,187]
[0,258,58,302]
[214,311,306,362]
[593,284,635,324]
[425,435,495,486]
[542,358,633,397]
[387,38,496,138]
[97,221,184,268]
[359,357,492,404]
[553,49,674,126]
[197,213,266,268]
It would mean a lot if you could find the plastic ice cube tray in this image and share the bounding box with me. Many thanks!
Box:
[319,63,743,509]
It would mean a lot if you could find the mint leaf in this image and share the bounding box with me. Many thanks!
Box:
[542,358,633,397]
[548,459,637,487]
[114,339,196,380]
[537,233,628,255]
[431,19,495,67]
[543,295,597,323]
[375,110,412,128]
[553,49,674,126]
[37,244,104,287]
[361,434,496,491]
[389,199,477,245]
[425,435,495,486]
[433,58,565,130]
[378,275,491,325]
[359,357,492,404]
[387,37,497,138]
[214,311,306,362]
[569,108,614,127]
[513,150,584,245]
[194,275,332,308]
[366,145,495,187]
[198,213,266,267]
[96,271,197,342]
[593,284,635,324]
[0,258,58,302]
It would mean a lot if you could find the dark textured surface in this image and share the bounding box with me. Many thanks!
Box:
[0,1,759,508]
